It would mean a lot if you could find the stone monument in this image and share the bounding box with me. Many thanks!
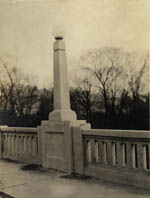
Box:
[48,27,90,128]
[48,28,77,123]
[40,28,90,171]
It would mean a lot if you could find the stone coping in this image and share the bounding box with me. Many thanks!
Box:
[0,127,37,133]
[82,129,150,139]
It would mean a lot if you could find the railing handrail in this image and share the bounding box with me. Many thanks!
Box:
[0,127,37,133]
[82,129,150,139]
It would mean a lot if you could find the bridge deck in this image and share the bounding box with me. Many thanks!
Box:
[0,160,149,198]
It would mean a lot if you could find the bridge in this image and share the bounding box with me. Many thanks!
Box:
[0,32,149,197]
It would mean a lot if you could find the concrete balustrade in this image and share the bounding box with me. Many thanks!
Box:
[0,125,149,190]
[79,129,150,189]
[83,133,150,172]
[0,127,41,164]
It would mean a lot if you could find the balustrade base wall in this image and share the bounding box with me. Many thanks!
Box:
[0,126,149,190]
[84,166,150,190]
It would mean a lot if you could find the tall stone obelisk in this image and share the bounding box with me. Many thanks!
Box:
[49,31,77,122]
[40,30,90,172]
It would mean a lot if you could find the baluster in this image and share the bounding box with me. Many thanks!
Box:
[15,135,17,154]
[20,136,23,154]
[103,141,107,164]
[20,135,23,153]
[3,135,6,153]
[33,136,35,155]
[143,145,149,170]
[6,134,9,154]
[10,135,12,154]
[116,142,122,167]
[9,135,12,154]
[16,135,19,154]
[91,139,95,162]
[112,142,117,165]
[24,136,27,153]
[121,143,126,167]
[95,140,99,163]
[135,144,138,168]
[23,136,26,153]
[98,139,103,165]
[14,135,17,154]
[148,144,150,169]
[5,134,7,153]
[11,135,14,154]
[28,136,32,154]
[31,136,34,155]
[18,136,21,154]
[27,136,30,153]
[22,136,24,153]
[18,135,21,154]
[8,135,11,154]
[10,135,13,154]
[131,144,136,168]
[7,133,10,154]
[33,136,37,155]
[6,134,8,153]
[6,134,9,153]
[107,141,112,165]
[86,140,92,163]
[35,136,38,154]
[126,142,132,168]
[5,134,8,153]
[32,136,35,155]
[26,136,29,153]
[13,135,16,153]
[137,143,143,169]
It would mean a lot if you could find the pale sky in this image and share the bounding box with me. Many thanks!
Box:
[0,0,149,87]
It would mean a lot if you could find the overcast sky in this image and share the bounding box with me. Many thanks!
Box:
[0,0,149,87]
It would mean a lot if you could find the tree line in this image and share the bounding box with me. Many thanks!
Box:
[0,48,149,130]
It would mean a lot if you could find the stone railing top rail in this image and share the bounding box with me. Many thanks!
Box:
[0,127,37,133]
[82,129,150,139]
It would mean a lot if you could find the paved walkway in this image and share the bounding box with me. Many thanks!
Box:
[0,160,149,198]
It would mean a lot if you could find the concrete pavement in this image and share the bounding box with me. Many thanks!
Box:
[0,160,149,198]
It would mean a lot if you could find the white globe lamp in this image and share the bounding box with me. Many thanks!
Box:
[52,27,65,40]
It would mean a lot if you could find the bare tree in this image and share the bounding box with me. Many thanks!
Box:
[70,76,96,122]
[80,48,126,117]
[37,87,53,120]
[72,48,149,129]
[126,53,149,112]
[0,57,38,120]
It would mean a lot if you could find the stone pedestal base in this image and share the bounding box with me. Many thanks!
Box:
[40,117,89,172]
[48,109,91,129]
[49,109,77,122]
